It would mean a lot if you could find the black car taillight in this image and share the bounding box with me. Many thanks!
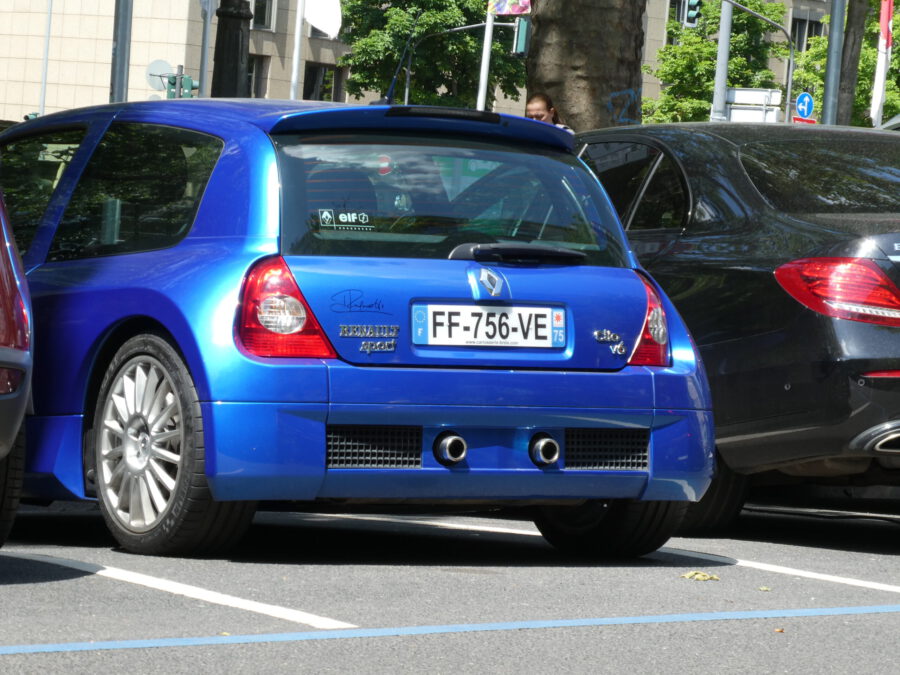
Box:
[237,255,336,358]
[775,257,900,327]
[628,274,670,367]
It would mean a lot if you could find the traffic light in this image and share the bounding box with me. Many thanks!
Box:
[166,71,200,98]
[181,75,199,98]
[684,0,703,28]
[512,16,532,56]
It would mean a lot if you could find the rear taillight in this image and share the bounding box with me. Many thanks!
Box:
[0,368,23,394]
[237,255,336,358]
[774,257,900,327]
[15,294,29,351]
[628,274,670,367]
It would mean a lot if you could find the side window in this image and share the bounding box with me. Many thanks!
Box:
[629,153,688,231]
[0,128,86,256]
[581,141,688,231]
[48,123,222,262]
[581,142,659,220]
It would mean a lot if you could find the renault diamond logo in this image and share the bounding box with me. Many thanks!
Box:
[479,268,503,296]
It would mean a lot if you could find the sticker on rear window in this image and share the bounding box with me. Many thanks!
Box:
[317,209,374,230]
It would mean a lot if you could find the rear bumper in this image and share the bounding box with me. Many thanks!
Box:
[718,369,900,473]
[203,401,714,503]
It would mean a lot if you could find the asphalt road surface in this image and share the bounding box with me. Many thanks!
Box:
[1,502,899,673]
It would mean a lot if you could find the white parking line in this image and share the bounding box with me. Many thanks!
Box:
[3,552,357,630]
[669,549,900,595]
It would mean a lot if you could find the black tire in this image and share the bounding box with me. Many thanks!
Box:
[0,429,25,548]
[534,499,687,559]
[677,455,747,535]
[92,333,256,556]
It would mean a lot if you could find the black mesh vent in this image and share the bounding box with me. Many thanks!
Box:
[564,428,650,470]
[326,425,423,469]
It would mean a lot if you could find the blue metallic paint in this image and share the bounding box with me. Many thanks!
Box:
[2,101,713,505]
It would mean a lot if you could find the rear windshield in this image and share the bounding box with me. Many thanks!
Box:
[274,133,628,266]
[740,139,900,224]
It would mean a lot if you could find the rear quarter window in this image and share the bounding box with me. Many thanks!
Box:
[274,133,629,267]
[48,122,222,261]
[740,138,900,218]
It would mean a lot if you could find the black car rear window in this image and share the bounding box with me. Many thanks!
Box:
[273,133,628,267]
[740,139,900,219]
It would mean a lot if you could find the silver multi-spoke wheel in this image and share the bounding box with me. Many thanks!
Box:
[99,355,183,532]
[92,334,256,556]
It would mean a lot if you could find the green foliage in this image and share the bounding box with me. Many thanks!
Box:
[793,4,900,126]
[339,0,526,108]
[643,0,787,123]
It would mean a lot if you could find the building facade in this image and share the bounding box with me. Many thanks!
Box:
[0,0,349,123]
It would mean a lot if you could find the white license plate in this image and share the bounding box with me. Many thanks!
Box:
[412,304,566,348]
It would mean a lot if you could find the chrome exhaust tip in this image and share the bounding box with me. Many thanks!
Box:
[529,434,560,466]
[434,432,468,466]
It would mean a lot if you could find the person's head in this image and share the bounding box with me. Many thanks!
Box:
[525,93,561,125]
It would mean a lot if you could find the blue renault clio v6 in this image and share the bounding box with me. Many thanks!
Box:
[0,101,713,558]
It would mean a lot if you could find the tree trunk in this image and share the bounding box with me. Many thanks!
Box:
[836,0,871,124]
[526,0,648,132]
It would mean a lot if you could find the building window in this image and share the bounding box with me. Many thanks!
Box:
[304,63,340,101]
[248,55,270,98]
[252,0,276,30]
[791,18,824,51]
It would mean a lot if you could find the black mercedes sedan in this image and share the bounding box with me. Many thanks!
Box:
[578,123,900,530]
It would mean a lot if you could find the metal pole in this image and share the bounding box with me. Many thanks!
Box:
[110,0,133,103]
[718,0,797,122]
[290,0,306,99]
[199,2,212,97]
[476,10,494,111]
[710,1,733,121]
[39,0,52,115]
[822,0,847,125]
[175,64,184,98]
[211,0,252,98]
[403,49,413,105]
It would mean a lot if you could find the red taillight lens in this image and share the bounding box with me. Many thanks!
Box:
[628,274,670,367]
[15,294,29,351]
[774,257,900,327]
[237,255,336,358]
[0,367,23,395]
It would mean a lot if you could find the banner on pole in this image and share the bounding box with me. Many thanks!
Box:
[488,0,531,16]
[305,0,342,38]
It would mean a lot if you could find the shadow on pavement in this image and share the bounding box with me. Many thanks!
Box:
[693,505,900,556]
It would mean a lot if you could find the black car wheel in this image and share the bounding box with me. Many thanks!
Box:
[93,334,255,556]
[0,430,24,547]
[534,499,687,558]
[678,455,747,535]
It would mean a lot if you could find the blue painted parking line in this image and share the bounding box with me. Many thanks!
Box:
[4,604,900,655]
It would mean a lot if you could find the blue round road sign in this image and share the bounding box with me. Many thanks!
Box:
[796,92,814,119]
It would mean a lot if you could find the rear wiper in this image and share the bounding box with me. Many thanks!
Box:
[448,243,587,264]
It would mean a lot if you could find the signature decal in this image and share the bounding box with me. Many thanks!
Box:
[331,290,390,315]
